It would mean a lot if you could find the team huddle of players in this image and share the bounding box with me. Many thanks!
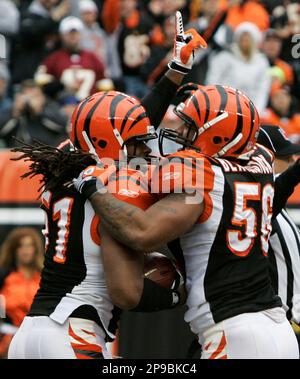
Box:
[7,12,300,359]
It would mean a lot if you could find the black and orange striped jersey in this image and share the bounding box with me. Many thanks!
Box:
[154,145,281,335]
[115,146,282,336]
[27,166,156,341]
[28,185,119,341]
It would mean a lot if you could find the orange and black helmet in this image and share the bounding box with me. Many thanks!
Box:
[70,91,156,161]
[160,85,260,159]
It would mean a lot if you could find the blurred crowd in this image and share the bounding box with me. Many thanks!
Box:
[0,0,299,147]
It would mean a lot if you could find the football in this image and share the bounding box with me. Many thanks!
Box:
[144,252,178,289]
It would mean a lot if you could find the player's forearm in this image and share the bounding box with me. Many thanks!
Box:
[141,11,207,129]
[101,226,144,310]
[90,192,152,251]
[90,192,202,252]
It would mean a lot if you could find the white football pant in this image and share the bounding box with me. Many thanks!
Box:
[199,308,299,359]
[8,316,112,359]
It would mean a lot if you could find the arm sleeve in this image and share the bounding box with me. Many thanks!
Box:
[141,74,179,129]
[273,162,300,218]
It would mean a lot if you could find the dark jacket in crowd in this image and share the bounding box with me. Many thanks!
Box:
[0,100,68,147]
[10,8,59,84]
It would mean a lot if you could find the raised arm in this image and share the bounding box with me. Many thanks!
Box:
[141,72,184,129]
[141,11,207,129]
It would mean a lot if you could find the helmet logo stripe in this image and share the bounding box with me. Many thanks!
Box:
[120,104,141,135]
[73,96,91,148]
[198,88,210,124]
[109,94,128,129]
[235,99,256,154]
[191,93,201,123]
[231,90,244,153]
[83,93,108,140]
[215,85,228,115]
[128,112,148,131]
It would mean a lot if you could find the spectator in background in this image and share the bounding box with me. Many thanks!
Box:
[271,1,300,40]
[0,228,43,358]
[146,0,166,24]
[144,0,189,25]
[226,0,270,31]
[100,0,123,83]
[269,1,300,98]
[140,15,174,86]
[117,0,154,98]
[187,0,234,84]
[0,0,20,63]
[0,79,68,147]
[10,0,71,84]
[35,16,107,101]
[189,0,233,50]
[13,0,34,14]
[262,29,294,94]
[162,0,189,21]
[261,86,300,143]
[79,0,109,75]
[205,22,271,114]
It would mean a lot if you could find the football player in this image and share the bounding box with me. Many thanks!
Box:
[8,13,205,359]
[72,85,299,359]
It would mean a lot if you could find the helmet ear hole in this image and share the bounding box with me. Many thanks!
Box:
[98,140,107,149]
[213,136,223,144]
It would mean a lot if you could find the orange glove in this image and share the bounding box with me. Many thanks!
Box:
[168,11,207,75]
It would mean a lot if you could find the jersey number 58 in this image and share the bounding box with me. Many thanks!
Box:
[227,182,274,257]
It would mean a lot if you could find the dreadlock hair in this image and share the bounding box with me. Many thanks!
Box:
[11,139,97,195]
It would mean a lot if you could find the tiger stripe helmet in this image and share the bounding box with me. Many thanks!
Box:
[169,85,260,159]
[70,91,156,161]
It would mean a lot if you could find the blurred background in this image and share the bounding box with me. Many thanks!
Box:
[0,0,300,359]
